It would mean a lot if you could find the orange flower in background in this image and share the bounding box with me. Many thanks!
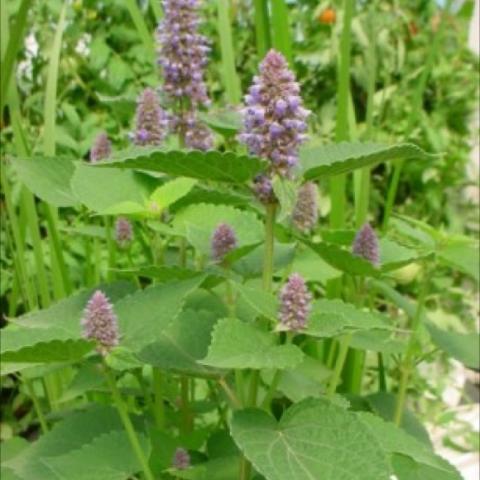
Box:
[317,8,336,25]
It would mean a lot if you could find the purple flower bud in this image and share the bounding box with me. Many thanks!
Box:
[211,223,237,262]
[133,88,168,146]
[172,447,190,470]
[292,182,318,233]
[81,290,120,355]
[253,174,276,205]
[115,217,133,249]
[239,49,310,178]
[279,273,312,331]
[157,0,210,108]
[352,223,380,267]
[90,133,111,163]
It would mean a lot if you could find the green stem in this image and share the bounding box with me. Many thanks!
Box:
[394,268,430,426]
[105,217,116,282]
[24,378,48,433]
[218,378,242,409]
[327,334,352,398]
[377,353,387,392]
[262,204,276,292]
[104,366,154,480]
[253,0,271,58]
[152,368,165,429]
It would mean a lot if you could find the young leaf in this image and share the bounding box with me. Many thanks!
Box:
[98,147,265,183]
[200,318,304,370]
[230,398,392,479]
[301,142,437,180]
[10,156,78,207]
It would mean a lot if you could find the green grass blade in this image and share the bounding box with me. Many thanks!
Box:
[217,0,241,104]
[0,0,32,114]
[150,0,163,23]
[270,0,292,63]
[253,0,271,58]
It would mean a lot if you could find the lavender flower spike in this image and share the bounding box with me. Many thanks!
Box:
[133,88,168,146]
[239,49,310,177]
[211,223,237,262]
[172,447,190,470]
[90,132,111,163]
[115,217,133,249]
[279,273,312,331]
[292,182,318,233]
[352,223,380,267]
[81,290,120,355]
[253,174,276,205]
[157,0,211,108]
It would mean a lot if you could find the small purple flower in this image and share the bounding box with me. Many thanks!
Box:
[292,182,318,233]
[172,447,190,470]
[133,88,168,146]
[253,174,276,205]
[279,273,312,331]
[211,223,237,262]
[157,0,211,108]
[239,49,310,178]
[81,290,120,355]
[352,223,380,267]
[115,217,133,249]
[90,132,111,163]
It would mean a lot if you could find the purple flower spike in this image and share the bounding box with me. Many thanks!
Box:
[292,182,318,233]
[172,447,190,470]
[157,0,211,108]
[81,290,120,355]
[211,223,237,262]
[239,49,310,178]
[90,132,111,163]
[279,273,312,331]
[133,88,168,146]
[352,223,380,267]
[115,217,133,249]
[253,174,276,205]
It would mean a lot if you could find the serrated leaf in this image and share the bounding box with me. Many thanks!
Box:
[301,142,436,180]
[136,309,220,377]
[305,299,391,338]
[306,241,380,277]
[200,318,304,370]
[11,156,78,207]
[98,147,265,183]
[149,177,198,212]
[59,361,104,403]
[71,164,156,214]
[357,412,461,480]
[234,283,278,322]
[172,203,264,258]
[42,430,148,480]
[230,398,392,479]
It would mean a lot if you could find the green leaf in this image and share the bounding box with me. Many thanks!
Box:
[135,308,220,377]
[172,204,264,258]
[200,109,242,137]
[425,322,480,370]
[287,245,341,283]
[272,176,298,222]
[305,299,391,338]
[200,318,304,370]
[230,398,392,479]
[306,241,380,277]
[350,329,405,354]
[71,164,156,214]
[149,177,198,213]
[116,277,205,355]
[11,156,78,207]
[99,147,265,183]
[437,240,479,284]
[301,142,436,180]
[59,361,104,403]
[234,283,278,322]
[172,456,240,480]
[380,238,425,272]
[357,412,461,480]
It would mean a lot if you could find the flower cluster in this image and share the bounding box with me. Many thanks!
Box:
[239,49,310,178]
[170,111,214,151]
[292,182,318,233]
[81,290,120,355]
[133,88,168,146]
[115,217,133,249]
[279,273,312,331]
[211,223,237,262]
[172,447,190,470]
[352,223,380,267]
[253,174,276,205]
[90,132,111,163]
[156,0,210,108]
